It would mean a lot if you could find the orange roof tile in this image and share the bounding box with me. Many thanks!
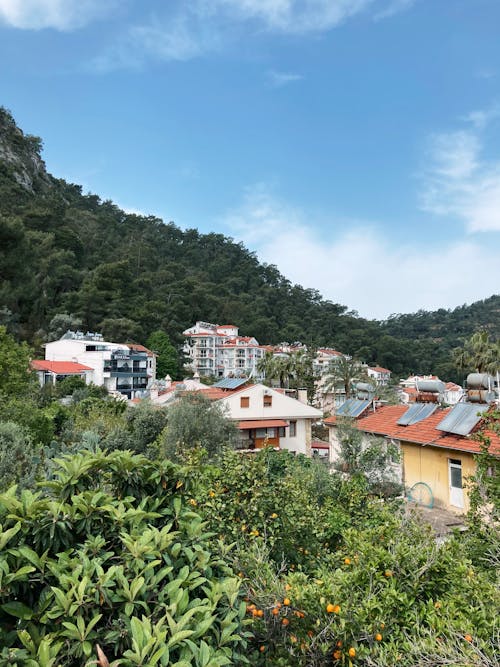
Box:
[31,360,93,373]
[355,405,499,456]
[126,343,155,356]
[238,419,289,429]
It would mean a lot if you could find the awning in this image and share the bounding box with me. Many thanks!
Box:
[238,420,289,430]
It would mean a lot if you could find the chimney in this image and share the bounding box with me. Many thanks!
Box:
[297,388,308,405]
[165,374,172,388]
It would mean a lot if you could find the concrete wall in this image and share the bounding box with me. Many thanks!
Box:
[401,442,476,512]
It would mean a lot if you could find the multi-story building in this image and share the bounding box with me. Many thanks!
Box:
[367,366,391,386]
[43,331,156,399]
[183,321,266,378]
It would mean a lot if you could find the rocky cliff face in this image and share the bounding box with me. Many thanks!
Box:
[0,107,51,193]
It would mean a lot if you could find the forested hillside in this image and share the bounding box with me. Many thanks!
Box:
[0,107,498,379]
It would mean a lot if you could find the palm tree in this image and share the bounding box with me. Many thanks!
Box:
[453,331,500,376]
[324,357,370,400]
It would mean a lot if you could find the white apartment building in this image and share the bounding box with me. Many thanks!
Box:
[44,331,156,399]
[367,366,391,386]
[183,321,266,379]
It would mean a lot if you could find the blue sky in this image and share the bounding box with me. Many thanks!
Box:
[1,0,500,319]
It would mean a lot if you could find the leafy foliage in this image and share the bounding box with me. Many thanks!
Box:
[160,393,238,461]
[0,450,249,666]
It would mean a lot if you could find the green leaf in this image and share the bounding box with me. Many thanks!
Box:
[1,601,34,619]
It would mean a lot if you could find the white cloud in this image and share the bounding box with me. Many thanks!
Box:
[0,0,116,30]
[461,103,500,130]
[267,70,303,87]
[223,186,500,319]
[421,109,500,233]
[210,0,375,34]
[374,0,416,20]
[92,0,418,69]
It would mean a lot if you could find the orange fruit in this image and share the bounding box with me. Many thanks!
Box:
[283,598,291,606]
[384,569,393,578]
[285,583,292,591]
[282,618,289,626]
[272,607,280,616]
[307,630,314,638]
[326,603,335,613]
[348,647,356,658]
[259,645,266,652]
[290,635,297,643]
[375,633,382,642]
[333,650,342,660]
[464,634,473,643]
[256,609,264,618]
[344,557,351,565]
[336,640,342,647]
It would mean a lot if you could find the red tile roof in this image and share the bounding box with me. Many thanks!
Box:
[445,382,462,391]
[31,360,93,373]
[370,366,391,373]
[318,348,344,356]
[238,419,289,429]
[126,343,155,356]
[354,405,500,456]
[311,440,330,450]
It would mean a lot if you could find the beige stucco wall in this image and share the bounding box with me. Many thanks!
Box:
[401,442,476,512]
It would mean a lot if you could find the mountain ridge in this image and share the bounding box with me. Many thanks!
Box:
[0,106,498,379]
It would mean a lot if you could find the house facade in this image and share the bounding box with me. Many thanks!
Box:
[199,382,323,456]
[367,366,391,386]
[183,321,266,379]
[326,402,499,513]
[44,331,156,400]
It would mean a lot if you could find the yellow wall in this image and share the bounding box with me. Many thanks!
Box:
[401,442,476,512]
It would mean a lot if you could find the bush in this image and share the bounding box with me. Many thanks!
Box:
[0,449,250,665]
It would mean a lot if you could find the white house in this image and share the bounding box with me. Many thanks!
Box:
[44,331,156,400]
[367,366,391,386]
[200,382,323,456]
[183,321,266,379]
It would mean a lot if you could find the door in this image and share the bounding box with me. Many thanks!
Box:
[448,459,464,509]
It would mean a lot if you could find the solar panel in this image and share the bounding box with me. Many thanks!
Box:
[336,398,370,418]
[213,377,248,390]
[397,403,437,426]
[436,403,489,436]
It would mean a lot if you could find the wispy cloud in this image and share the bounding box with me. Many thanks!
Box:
[421,106,500,233]
[461,102,500,130]
[223,185,500,319]
[374,0,416,20]
[91,0,418,70]
[267,70,303,87]
[0,0,116,30]
[210,0,375,34]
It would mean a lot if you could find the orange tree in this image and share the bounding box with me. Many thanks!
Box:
[235,512,498,666]
[183,448,498,666]
[184,447,375,569]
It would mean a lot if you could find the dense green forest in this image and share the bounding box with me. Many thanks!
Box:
[1,107,498,380]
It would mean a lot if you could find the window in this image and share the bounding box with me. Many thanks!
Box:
[289,420,297,437]
[263,394,272,407]
[240,396,249,408]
